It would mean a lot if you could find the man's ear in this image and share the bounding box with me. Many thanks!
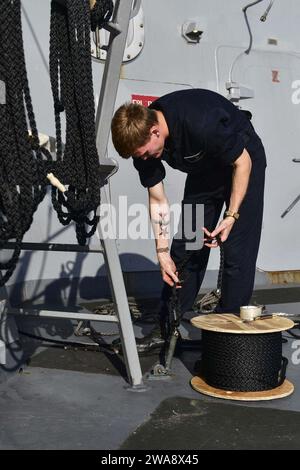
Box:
[150,125,160,137]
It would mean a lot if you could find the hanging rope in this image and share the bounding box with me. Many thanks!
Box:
[0,0,51,285]
[90,0,114,31]
[49,0,103,245]
[168,252,193,328]
[201,330,288,391]
[166,234,224,327]
[0,0,108,285]
[196,235,223,313]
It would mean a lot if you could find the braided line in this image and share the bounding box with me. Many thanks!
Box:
[0,0,49,285]
[90,0,114,31]
[49,0,101,245]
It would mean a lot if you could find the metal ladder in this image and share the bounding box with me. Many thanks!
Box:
[0,0,145,390]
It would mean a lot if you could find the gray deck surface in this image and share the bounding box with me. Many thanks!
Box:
[0,291,300,450]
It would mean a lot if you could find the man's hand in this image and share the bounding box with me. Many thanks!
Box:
[157,252,181,287]
[202,217,235,248]
[202,149,252,248]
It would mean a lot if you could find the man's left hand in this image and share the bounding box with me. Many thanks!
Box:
[202,218,235,248]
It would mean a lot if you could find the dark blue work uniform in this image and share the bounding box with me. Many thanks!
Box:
[133,89,266,314]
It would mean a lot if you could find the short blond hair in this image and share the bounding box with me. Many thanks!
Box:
[111,102,158,158]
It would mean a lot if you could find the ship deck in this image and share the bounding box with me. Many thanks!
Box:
[1,286,300,450]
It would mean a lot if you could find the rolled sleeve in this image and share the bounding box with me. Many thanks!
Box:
[217,133,245,166]
[133,158,166,188]
[205,108,246,166]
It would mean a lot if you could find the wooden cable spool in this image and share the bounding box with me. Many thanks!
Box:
[190,313,295,401]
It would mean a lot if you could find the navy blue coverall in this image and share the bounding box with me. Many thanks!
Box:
[133,89,266,315]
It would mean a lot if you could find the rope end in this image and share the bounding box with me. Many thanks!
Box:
[47,173,66,193]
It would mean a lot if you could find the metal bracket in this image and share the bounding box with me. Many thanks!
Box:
[226,81,254,103]
[281,158,300,217]
[130,0,141,19]
[182,20,203,44]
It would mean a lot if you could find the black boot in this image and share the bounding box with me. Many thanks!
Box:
[112,321,167,355]
[135,323,166,354]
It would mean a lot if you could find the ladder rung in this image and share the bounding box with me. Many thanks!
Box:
[2,242,103,253]
[9,307,118,323]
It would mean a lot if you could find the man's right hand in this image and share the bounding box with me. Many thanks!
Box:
[157,252,181,287]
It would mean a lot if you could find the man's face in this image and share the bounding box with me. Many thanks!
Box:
[133,127,165,161]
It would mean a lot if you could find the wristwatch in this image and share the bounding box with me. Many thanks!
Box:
[156,247,169,253]
[224,210,240,221]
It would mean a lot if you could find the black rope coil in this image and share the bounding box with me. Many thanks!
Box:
[49,0,102,245]
[0,0,51,285]
[90,0,114,31]
[201,330,287,392]
[0,0,107,285]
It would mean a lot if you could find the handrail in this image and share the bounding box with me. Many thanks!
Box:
[130,0,141,19]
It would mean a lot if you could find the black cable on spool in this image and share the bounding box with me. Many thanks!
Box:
[202,330,287,392]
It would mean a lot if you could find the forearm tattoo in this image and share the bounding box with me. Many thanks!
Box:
[153,211,169,238]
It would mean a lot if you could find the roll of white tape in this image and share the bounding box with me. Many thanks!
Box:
[240,305,262,321]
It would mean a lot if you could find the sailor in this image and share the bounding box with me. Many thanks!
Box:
[111,89,266,353]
